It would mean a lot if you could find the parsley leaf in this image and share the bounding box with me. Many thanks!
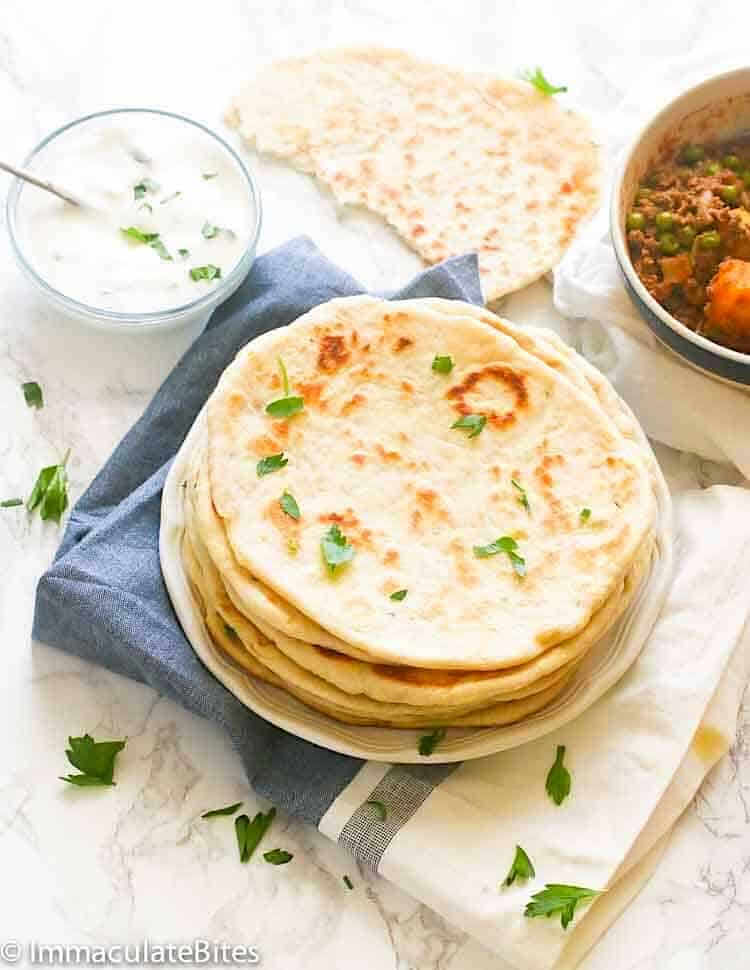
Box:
[520,68,568,97]
[202,171,218,180]
[160,191,181,205]
[432,354,454,374]
[22,381,43,409]
[580,507,592,523]
[27,451,70,523]
[451,414,487,438]
[189,264,222,282]
[120,226,172,260]
[524,884,599,930]
[235,807,276,863]
[178,248,190,259]
[257,453,288,477]
[60,733,126,787]
[1,498,23,509]
[343,875,354,890]
[473,535,526,577]
[389,589,408,601]
[503,845,536,887]
[321,523,355,575]
[366,800,388,821]
[264,848,293,865]
[511,479,531,513]
[280,490,300,520]
[202,801,243,818]
[133,178,159,200]
[546,745,571,805]
[266,357,305,419]
[202,221,219,239]
[418,727,446,757]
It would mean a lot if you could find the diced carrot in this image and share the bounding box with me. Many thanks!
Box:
[660,254,692,285]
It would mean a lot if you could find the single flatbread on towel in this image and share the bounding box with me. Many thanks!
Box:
[226,48,602,301]
[206,295,657,671]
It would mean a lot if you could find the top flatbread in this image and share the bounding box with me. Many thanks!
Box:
[206,295,656,669]
[226,47,602,301]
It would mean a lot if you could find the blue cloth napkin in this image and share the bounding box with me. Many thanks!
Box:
[33,237,483,825]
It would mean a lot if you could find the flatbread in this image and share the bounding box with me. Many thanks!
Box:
[227,48,602,301]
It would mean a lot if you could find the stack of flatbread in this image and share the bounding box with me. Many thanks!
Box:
[179,296,659,728]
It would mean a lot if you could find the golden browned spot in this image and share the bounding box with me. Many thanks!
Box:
[398,431,409,443]
[692,725,727,762]
[446,365,529,430]
[249,434,281,455]
[266,498,298,538]
[393,336,414,353]
[411,508,422,531]
[318,334,350,373]
[490,465,502,480]
[411,224,426,238]
[298,381,325,409]
[350,329,359,347]
[341,393,366,416]
[375,444,401,463]
[383,548,400,566]
[319,509,360,530]
[350,453,367,466]
[273,421,290,442]
[269,373,281,390]
[401,380,415,395]
[227,392,246,417]
[449,538,477,588]
[416,488,437,509]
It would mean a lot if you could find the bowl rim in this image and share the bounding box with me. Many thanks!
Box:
[5,106,263,326]
[610,65,750,368]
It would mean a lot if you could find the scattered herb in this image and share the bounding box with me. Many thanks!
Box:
[579,508,592,523]
[189,264,222,282]
[343,875,354,890]
[321,523,355,576]
[139,202,153,214]
[22,381,43,409]
[266,357,305,419]
[27,451,70,523]
[451,414,487,438]
[366,800,388,821]
[223,623,239,640]
[150,238,172,260]
[59,733,126,787]
[133,178,159,200]
[264,848,293,865]
[418,727,446,757]
[473,535,526,577]
[178,248,190,259]
[520,68,568,97]
[389,589,408,602]
[202,801,243,819]
[279,490,300,520]
[432,354,454,374]
[120,226,172,260]
[503,845,536,887]
[1,498,23,509]
[235,807,276,863]
[160,191,182,205]
[511,479,530,513]
[257,453,288,477]
[545,745,571,806]
[202,171,218,180]
[524,884,600,930]
[202,221,220,239]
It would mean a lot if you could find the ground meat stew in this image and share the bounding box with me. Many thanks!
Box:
[627,139,750,354]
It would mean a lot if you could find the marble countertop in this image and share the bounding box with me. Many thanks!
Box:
[1,1,748,967]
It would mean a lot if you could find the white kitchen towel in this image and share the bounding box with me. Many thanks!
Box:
[553,50,750,479]
[320,485,750,970]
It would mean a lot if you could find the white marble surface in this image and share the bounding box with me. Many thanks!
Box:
[0,1,748,967]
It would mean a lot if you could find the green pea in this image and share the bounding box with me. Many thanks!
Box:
[741,170,750,186]
[704,162,721,175]
[655,211,674,231]
[698,230,721,249]
[720,184,739,205]
[723,154,741,170]
[626,211,645,230]
[676,225,696,247]
[681,145,704,164]
[658,233,680,255]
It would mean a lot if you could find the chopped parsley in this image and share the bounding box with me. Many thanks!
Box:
[202,171,218,180]
[389,589,408,601]
[202,801,243,819]
[264,848,293,865]
[366,800,388,821]
[520,68,568,97]
[545,745,571,806]
[235,807,275,863]
[432,354,454,374]
[579,507,592,523]
[503,845,535,887]
[202,221,220,239]
[280,490,300,520]
[27,451,70,523]
[189,264,222,282]
[343,875,354,890]
[451,414,487,438]
[22,381,43,409]
[473,536,526,577]
[524,884,599,930]
[178,248,190,259]
[59,733,127,787]
[511,479,531,513]
[120,226,172,260]
[265,357,305,419]
[159,191,182,205]
[257,453,288,477]
[0,498,23,509]
[321,523,355,575]
[418,727,446,757]
[133,178,159,200]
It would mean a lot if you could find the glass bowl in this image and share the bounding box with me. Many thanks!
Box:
[6,107,262,334]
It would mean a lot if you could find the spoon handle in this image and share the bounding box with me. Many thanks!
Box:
[0,159,81,206]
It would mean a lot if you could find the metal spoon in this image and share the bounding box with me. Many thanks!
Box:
[0,158,83,206]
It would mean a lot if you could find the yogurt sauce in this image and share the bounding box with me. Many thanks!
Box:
[17,113,256,314]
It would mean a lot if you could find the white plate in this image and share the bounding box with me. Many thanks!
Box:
[160,409,673,764]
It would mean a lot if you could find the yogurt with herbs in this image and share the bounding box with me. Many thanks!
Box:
[16,112,257,314]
